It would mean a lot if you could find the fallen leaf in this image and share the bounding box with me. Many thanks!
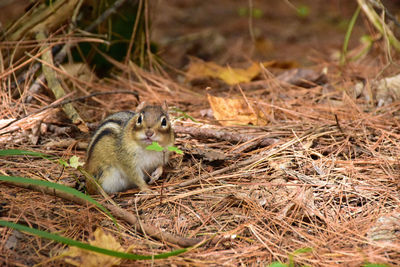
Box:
[207,94,268,126]
[62,228,124,267]
[186,59,261,85]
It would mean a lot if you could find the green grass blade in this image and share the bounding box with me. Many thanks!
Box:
[0,149,118,226]
[0,175,117,226]
[0,220,187,260]
[363,264,390,267]
[171,107,198,123]
[0,149,54,158]
[340,6,360,65]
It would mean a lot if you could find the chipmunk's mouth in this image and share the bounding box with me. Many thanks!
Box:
[141,138,154,145]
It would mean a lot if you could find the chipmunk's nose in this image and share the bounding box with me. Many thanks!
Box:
[145,129,155,138]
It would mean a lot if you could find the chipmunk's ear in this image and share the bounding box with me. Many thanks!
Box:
[136,101,146,112]
[162,101,168,112]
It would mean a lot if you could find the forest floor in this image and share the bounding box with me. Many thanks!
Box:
[1,0,400,266]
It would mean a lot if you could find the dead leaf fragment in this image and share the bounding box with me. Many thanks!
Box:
[276,68,328,87]
[186,58,301,86]
[207,94,268,126]
[375,74,400,106]
[61,63,97,84]
[354,74,400,106]
[62,228,124,267]
[368,212,400,244]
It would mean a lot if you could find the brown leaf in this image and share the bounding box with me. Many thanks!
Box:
[207,94,268,126]
[62,228,124,267]
[186,59,261,85]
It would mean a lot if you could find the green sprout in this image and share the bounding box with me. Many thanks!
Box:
[146,142,183,155]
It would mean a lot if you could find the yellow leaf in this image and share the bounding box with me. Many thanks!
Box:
[62,228,124,267]
[207,94,268,126]
[186,59,261,85]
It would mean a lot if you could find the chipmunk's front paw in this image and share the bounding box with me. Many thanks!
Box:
[148,166,163,185]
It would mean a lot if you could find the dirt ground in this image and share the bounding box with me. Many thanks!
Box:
[1,0,400,266]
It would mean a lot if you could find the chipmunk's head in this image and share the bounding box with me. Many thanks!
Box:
[126,103,174,148]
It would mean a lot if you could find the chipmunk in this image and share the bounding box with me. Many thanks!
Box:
[85,102,175,194]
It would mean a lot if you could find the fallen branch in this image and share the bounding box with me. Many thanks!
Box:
[0,90,138,133]
[171,127,321,189]
[3,180,203,248]
[357,0,400,51]
[36,30,88,132]
[174,125,277,147]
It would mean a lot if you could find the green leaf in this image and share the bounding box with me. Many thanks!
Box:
[237,7,247,17]
[296,5,310,18]
[252,8,263,19]
[340,6,360,65]
[0,175,116,226]
[171,107,198,122]
[146,142,164,152]
[292,247,312,255]
[237,7,263,19]
[167,146,183,155]
[267,262,287,267]
[69,155,85,169]
[58,158,69,167]
[0,220,187,260]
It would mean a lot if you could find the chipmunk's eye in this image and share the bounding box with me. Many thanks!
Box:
[136,113,143,125]
[161,116,168,128]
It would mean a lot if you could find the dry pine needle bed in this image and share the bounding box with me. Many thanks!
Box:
[1,60,400,266]
[1,1,400,266]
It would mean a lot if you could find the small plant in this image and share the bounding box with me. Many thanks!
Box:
[237,7,263,19]
[296,5,310,18]
[59,155,85,169]
[267,247,312,267]
[146,141,183,154]
[0,149,188,261]
[171,107,198,123]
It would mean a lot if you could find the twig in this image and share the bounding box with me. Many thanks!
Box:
[36,30,88,132]
[357,0,400,51]
[0,90,139,132]
[104,204,202,247]
[369,0,400,28]
[174,125,277,147]
[171,128,321,189]
[3,180,203,248]
[85,0,129,32]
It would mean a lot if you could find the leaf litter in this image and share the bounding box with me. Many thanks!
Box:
[1,1,400,266]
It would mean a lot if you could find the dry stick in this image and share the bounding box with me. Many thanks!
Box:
[173,125,276,147]
[171,128,320,189]
[85,0,129,32]
[357,0,400,51]
[104,204,202,247]
[0,90,139,132]
[3,180,203,248]
[124,0,143,64]
[171,154,263,189]
[36,30,88,132]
